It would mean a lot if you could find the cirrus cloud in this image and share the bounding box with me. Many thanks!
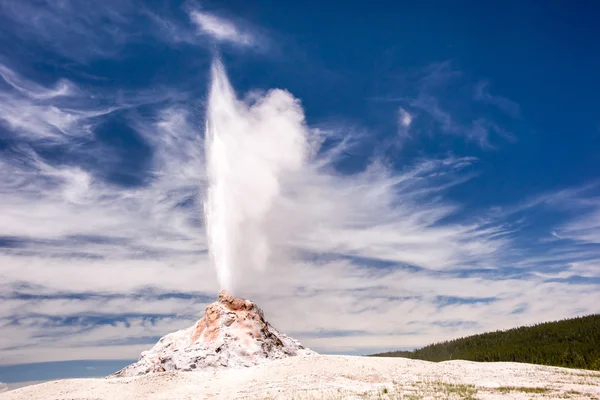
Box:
[189,10,255,46]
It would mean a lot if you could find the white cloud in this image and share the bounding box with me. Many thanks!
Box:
[398,107,412,128]
[0,64,185,147]
[397,107,412,142]
[189,10,254,46]
[475,81,521,118]
[0,1,242,61]
[0,64,78,100]
[558,208,600,244]
[1,253,597,364]
[396,62,519,148]
[0,64,117,144]
[0,0,138,61]
[513,185,600,246]
[0,96,95,143]
[0,60,598,367]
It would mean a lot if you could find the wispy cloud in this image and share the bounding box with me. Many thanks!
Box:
[0,63,186,146]
[557,206,600,245]
[475,80,521,118]
[0,2,596,369]
[398,108,413,128]
[0,64,77,100]
[0,60,598,367]
[397,107,412,140]
[0,64,105,143]
[0,0,137,61]
[387,61,520,148]
[189,10,255,46]
[0,1,255,62]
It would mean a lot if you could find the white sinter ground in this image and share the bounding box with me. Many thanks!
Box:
[2,355,599,399]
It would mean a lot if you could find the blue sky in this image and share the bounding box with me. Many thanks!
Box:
[1,0,599,389]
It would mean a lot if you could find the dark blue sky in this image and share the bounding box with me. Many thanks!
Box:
[0,0,599,388]
[241,0,600,202]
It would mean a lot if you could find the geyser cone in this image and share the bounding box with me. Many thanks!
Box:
[110,290,316,377]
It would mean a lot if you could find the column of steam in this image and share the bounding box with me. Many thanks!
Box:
[204,58,310,295]
[204,60,236,293]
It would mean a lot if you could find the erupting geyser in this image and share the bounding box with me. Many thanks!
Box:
[204,58,311,293]
[110,60,318,377]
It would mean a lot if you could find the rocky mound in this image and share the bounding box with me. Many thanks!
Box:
[110,290,316,377]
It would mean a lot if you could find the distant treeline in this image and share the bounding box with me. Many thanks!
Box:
[369,314,600,371]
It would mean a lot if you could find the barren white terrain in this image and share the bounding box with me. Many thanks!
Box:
[2,355,599,400]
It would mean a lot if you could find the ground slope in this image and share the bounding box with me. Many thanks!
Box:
[2,355,599,399]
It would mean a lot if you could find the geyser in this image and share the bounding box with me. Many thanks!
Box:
[204,59,311,293]
[111,64,322,376]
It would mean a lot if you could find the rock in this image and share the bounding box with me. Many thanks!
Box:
[110,290,316,377]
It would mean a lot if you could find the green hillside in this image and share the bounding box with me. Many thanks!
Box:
[369,314,600,371]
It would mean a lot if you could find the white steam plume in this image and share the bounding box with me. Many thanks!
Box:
[202,59,496,296]
[204,59,311,293]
